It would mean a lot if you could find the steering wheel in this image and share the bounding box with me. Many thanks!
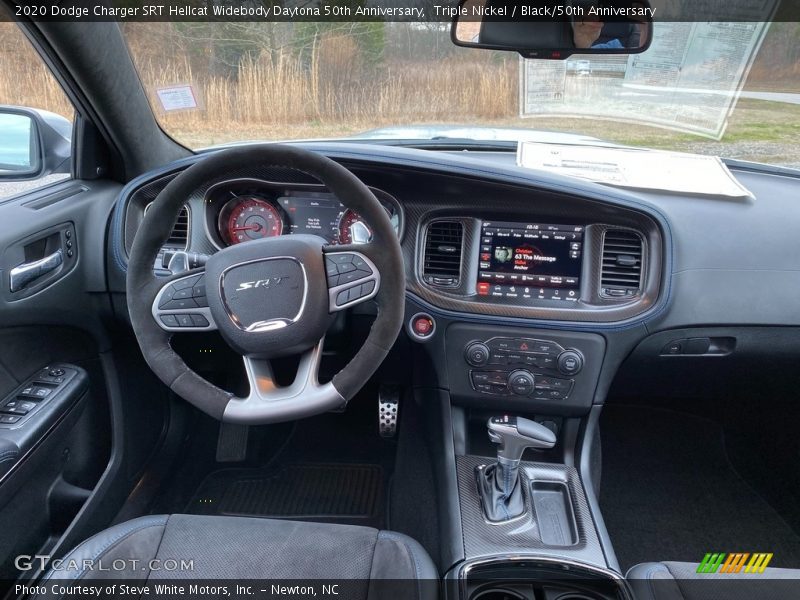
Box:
[126,145,405,424]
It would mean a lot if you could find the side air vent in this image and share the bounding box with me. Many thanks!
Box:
[144,202,190,249]
[601,229,643,298]
[166,205,190,248]
[423,220,463,288]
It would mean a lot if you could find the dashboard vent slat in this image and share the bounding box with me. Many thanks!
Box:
[167,205,190,248]
[423,221,463,288]
[601,229,643,298]
[143,203,190,250]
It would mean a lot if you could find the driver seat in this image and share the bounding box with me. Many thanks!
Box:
[40,514,438,598]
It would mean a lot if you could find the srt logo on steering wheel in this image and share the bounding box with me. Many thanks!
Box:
[235,277,288,292]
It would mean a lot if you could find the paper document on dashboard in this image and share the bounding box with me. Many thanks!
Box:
[517,142,753,198]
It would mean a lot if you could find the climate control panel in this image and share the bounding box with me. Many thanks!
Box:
[446,325,605,414]
[464,337,583,399]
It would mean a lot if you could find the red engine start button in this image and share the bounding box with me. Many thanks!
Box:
[409,313,435,340]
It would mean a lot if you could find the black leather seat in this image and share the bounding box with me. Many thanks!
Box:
[628,561,800,600]
[41,514,437,598]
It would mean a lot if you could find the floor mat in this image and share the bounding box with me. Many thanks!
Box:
[600,405,800,571]
[187,463,385,528]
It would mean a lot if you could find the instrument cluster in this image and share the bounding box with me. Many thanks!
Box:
[204,179,402,249]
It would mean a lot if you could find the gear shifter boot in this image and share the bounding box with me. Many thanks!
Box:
[477,416,557,522]
[477,460,525,521]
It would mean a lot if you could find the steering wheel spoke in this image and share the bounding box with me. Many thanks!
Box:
[323,247,380,312]
[151,270,217,332]
[223,339,343,423]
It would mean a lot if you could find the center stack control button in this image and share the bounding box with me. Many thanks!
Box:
[557,350,584,376]
[464,342,490,367]
[508,370,535,396]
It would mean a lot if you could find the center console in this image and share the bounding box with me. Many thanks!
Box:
[430,321,624,599]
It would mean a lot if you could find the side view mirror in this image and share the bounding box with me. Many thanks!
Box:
[452,0,653,59]
[0,106,72,182]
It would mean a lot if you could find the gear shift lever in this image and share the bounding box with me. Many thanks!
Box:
[477,416,556,522]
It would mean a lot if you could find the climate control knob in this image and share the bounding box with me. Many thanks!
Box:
[558,350,584,376]
[464,342,490,367]
[508,370,536,396]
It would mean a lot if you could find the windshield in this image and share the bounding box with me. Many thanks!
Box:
[122,21,800,168]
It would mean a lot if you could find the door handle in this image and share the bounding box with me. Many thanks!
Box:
[9,249,64,293]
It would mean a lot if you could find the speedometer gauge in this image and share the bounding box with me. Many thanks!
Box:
[337,207,400,245]
[220,196,284,245]
[337,209,373,245]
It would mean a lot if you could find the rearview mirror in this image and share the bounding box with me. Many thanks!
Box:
[0,106,71,182]
[452,0,653,59]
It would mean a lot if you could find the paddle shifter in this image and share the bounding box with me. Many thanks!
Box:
[477,415,557,522]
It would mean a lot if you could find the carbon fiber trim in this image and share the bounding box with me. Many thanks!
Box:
[457,455,608,568]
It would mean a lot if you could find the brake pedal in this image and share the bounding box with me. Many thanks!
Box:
[378,385,401,438]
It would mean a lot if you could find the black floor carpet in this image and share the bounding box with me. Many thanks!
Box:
[187,463,385,528]
[600,405,800,571]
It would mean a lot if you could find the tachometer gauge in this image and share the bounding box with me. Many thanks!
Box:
[220,196,284,245]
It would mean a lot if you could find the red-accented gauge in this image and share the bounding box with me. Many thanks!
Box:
[337,209,374,245]
[220,196,284,245]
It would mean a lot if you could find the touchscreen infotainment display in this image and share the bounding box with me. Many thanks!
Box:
[477,221,584,303]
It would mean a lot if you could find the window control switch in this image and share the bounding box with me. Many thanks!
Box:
[2,399,37,414]
[18,385,53,400]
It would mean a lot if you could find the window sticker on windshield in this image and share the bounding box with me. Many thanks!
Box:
[155,84,200,113]
[517,142,754,198]
[521,19,773,140]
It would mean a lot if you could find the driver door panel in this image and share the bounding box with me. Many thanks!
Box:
[0,180,119,583]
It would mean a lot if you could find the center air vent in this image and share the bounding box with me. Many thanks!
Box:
[601,229,643,298]
[423,220,463,287]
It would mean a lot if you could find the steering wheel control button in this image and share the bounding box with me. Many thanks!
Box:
[326,252,380,313]
[464,342,490,366]
[351,255,370,271]
[174,274,201,290]
[176,314,194,328]
[153,272,217,332]
[161,297,199,310]
[190,314,210,327]
[173,287,193,301]
[326,253,374,291]
[557,350,584,376]
[160,315,179,328]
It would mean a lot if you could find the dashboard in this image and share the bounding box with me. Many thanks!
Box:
[101,142,800,421]
[117,147,666,324]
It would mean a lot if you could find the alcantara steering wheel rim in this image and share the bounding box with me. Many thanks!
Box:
[126,144,405,424]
